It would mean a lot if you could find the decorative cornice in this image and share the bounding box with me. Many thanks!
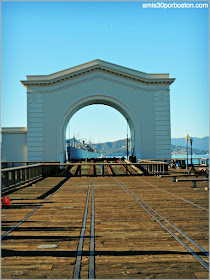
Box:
[21,60,175,87]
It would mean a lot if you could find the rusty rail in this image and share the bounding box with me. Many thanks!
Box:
[104,160,113,175]
[117,160,131,175]
[90,160,96,176]
[124,160,141,175]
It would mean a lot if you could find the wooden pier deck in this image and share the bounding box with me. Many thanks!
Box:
[1,175,209,279]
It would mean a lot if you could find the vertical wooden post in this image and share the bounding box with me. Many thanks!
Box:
[2,172,9,188]
[12,170,16,185]
[5,172,9,187]
[26,168,29,181]
[17,169,21,184]
[22,168,25,182]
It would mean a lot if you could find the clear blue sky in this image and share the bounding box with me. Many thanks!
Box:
[1,1,209,143]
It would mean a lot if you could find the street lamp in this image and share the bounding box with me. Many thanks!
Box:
[190,138,193,166]
[185,133,189,169]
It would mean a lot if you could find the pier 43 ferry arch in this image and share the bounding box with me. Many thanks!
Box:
[21,60,175,162]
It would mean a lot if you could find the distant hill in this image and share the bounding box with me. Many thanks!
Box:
[92,139,208,157]
[92,139,128,156]
[171,137,209,152]
[67,137,209,157]
[171,145,208,155]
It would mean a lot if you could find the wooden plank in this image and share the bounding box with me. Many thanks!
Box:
[1,176,209,279]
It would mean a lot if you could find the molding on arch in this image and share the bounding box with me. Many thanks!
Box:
[56,94,142,162]
[21,59,175,88]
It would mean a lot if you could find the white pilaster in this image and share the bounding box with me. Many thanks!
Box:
[27,92,44,161]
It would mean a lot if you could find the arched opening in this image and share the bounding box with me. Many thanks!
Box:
[57,95,140,163]
[65,104,132,161]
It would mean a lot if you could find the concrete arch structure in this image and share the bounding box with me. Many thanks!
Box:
[21,59,175,162]
[57,94,138,162]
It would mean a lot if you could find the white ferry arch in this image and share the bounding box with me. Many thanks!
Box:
[21,59,175,162]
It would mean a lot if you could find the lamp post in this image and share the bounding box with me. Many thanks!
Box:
[185,134,189,169]
[190,138,193,166]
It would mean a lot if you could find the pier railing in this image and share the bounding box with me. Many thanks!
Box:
[1,161,169,192]
[1,161,60,169]
[139,158,209,168]
[1,164,58,193]
[137,160,168,174]
[37,162,169,176]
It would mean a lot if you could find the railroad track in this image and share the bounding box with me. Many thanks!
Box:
[2,176,96,279]
[73,177,95,279]
[137,176,209,212]
[2,173,208,278]
[1,177,71,240]
[114,177,209,272]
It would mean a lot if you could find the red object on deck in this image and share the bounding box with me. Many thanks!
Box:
[6,196,11,206]
[2,195,7,204]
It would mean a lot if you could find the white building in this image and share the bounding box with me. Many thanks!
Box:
[2,60,175,163]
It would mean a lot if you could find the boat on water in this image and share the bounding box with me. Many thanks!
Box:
[66,137,99,161]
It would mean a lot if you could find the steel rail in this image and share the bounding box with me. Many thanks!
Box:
[89,178,95,279]
[73,179,91,279]
[73,178,95,279]
[155,186,209,212]
[116,178,208,256]
[1,177,70,240]
[114,178,209,271]
[138,177,209,212]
